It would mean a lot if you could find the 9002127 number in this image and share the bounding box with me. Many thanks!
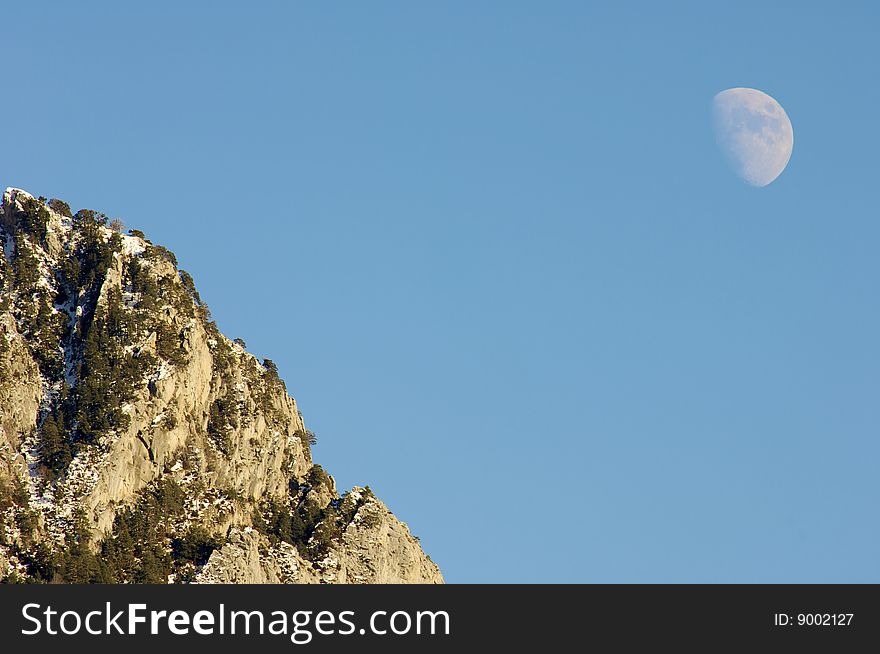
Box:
[797,613,853,626]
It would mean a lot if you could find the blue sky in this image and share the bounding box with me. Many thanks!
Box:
[3,2,879,582]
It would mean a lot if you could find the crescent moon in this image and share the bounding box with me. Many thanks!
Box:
[712,88,794,187]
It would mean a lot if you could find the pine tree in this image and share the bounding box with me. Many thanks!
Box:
[39,410,72,478]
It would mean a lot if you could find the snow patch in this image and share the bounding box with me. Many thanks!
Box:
[156,360,172,381]
[1,232,13,263]
[3,187,35,208]
[122,234,146,257]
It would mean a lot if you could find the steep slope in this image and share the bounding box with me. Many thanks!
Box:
[0,188,441,584]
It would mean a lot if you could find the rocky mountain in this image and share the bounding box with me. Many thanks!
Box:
[0,188,441,584]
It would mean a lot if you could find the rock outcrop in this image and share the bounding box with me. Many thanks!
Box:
[195,488,443,585]
[0,188,441,584]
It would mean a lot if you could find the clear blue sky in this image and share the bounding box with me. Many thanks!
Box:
[3,2,879,582]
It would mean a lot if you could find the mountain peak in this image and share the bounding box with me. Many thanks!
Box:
[3,187,34,202]
[0,189,441,584]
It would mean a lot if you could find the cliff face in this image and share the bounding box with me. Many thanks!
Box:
[0,188,441,584]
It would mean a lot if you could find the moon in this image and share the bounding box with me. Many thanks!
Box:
[712,88,793,187]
